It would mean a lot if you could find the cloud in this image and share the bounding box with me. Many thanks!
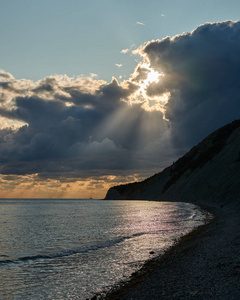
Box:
[138,20,240,148]
[0,70,34,104]
[1,20,240,196]
[137,21,145,26]
[0,72,167,179]
[0,69,14,81]
[90,73,98,78]
[121,48,130,54]
[121,44,135,54]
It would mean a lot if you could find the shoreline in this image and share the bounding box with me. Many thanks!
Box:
[92,202,240,300]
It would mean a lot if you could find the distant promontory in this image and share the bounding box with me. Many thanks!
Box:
[105,120,240,206]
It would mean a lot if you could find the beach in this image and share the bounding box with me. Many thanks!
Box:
[100,203,240,299]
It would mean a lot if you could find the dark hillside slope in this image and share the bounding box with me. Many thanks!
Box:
[105,120,240,206]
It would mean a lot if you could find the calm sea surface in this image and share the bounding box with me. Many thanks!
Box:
[0,199,206,299]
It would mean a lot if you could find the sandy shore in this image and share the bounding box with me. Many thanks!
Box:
[96,203,240,300]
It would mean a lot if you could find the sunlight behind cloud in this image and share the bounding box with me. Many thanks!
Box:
[1,21,240,198]
[128,62,169,115]
[146,68,161,84]
[0,117,26,130]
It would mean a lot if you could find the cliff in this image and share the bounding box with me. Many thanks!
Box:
[105,120,240,206]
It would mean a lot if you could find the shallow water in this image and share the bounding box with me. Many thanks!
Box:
[0,199,206,299]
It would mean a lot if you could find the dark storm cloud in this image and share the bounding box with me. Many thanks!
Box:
[0,75,167,177]
[143,20,240,147]
[1,20,240,180]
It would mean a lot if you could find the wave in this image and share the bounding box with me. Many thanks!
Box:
[0,232,145,265]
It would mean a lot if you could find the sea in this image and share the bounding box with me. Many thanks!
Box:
[0,199,207,299]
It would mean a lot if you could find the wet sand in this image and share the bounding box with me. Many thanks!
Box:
[98,203,240,300]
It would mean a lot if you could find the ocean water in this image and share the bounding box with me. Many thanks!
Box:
[0,199,206,299]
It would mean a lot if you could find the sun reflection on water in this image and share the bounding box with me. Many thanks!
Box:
[0,200,206,299]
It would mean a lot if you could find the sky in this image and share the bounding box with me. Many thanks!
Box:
[0,0,240,198]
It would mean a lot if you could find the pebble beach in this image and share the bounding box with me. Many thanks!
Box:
[100,203,240,299]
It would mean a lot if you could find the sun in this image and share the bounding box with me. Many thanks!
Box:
[129,62,170,115]
[146,69,160,84]
[141,64,163,88]
[135,63,163,95]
